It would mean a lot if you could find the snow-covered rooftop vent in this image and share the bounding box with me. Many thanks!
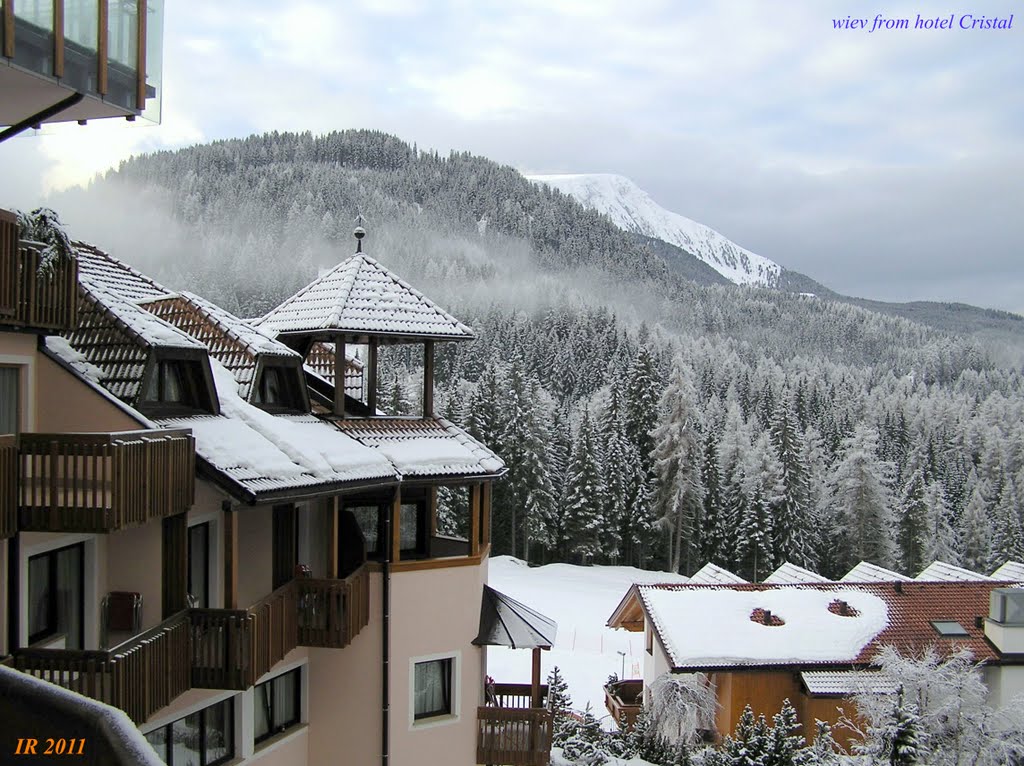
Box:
[841,561,911,583]
[916,561,994,582]
[255,249,475,343]
[992,561,1024,581]
[764,562,829,585]
[689,562,747,585]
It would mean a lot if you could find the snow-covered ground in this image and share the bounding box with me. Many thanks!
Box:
[486,556,687,724]
[527,173,781,288]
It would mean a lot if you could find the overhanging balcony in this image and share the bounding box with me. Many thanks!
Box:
[18,429,195,533]
[0,210,79,331]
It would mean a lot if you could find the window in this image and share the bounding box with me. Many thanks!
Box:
[350,505,381,556]
[931,620,970,637]
[645,624,653,656]
[0,367,19,434]
[188,523,210,608]
[252,365,305,413]
[254,668,301,744]
[414,658,453,720]
[28,543,84,649]
[140,358,214,415]
[145,698,234,766]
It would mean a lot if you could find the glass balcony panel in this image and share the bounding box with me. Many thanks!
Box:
[13,0,55,75]
[105,0,138,110]
[63,0,100,93]
[141,0,163,121]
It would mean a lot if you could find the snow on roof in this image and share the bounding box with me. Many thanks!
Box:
[992,561,1024,581]
[141,292,299,400]
[916,561,994,582]
[764,562,829,584]
[73,242,169,302]
[639,585,888,668]
[256,252,475,340]
[689,562,747,585]
[160,359,396,499]
[336,417,505,478]
[79,279,203,350]
[841,561,911,583]
[801,670,898,696]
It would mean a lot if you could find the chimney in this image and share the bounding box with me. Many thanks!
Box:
[894,581,903,594]
[763,609,773,625]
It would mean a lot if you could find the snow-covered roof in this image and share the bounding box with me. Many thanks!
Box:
[916,561,994,582]
[689,562,747,585]
[764,562,829,585]
[73,242,168,302]
[841,561,912,583]
[992,561,1024,581]
[336,417,505,479]
[638,584,888,668]
[256,252,475,341]
[800,670,898,696]
[305,341,363,399]
[141,292,299,401]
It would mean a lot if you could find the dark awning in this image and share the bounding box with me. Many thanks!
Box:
[472,585,557,649]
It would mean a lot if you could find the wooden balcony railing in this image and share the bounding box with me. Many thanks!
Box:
[0,433,16,539]
[605,679,643,731]
[18,429,195,533]
[297,566,370,649]
[477,706,553,766]
[0,211,79,330]
[490,683,549,709]
[13,611,191,724]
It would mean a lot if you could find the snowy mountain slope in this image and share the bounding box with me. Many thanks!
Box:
[529,173,781,288]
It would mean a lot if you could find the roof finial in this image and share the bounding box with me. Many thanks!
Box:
[354,214,366,253]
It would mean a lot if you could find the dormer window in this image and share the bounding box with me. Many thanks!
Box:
[139,356,217,416]
[252,364,307,414]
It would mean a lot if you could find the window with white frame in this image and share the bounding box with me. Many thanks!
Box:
[413,656,454,721]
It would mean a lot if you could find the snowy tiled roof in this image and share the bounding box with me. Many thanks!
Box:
[689,563,747,585]
[841,561,912,583]
[620,580,1006,668]
[305,341,363,399]
[73,242,168,302]
[764,562,829,584]
[916,561,994,582]
[335,417,505,479]
[800,670,898,696]
[992,561,1024,581]
[256,253,475,340]
[141,292,299,400]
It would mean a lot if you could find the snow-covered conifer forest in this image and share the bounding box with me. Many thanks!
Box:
[58,130,1024,577]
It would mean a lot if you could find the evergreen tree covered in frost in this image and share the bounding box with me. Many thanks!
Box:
[562,411,605,562]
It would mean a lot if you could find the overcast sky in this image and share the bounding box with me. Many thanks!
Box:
[2,1,1022,312]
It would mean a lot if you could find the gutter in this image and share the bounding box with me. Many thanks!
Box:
[382,492,392,766]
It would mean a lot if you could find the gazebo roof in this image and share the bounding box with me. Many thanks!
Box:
[473,586,557,650]
[256,252,474,343]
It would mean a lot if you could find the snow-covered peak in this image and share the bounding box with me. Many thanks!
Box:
[528,173,781,288]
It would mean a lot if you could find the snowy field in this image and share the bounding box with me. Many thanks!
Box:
[486,556,687,724]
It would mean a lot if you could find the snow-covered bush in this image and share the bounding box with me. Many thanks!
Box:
[647,673,719,746]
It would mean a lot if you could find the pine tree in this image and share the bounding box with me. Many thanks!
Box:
[897,469,930,575]
[959,479,994,574]
[562,411,605,562]
[734,432,784,581]
[724,705,771,766]
[921,480,958,567]
[992,477,1024,564]
[770,404,815,569]
[547,666,573,745]
[766,699,805,766]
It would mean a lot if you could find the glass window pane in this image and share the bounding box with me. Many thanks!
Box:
[171,713,201,766]
[272,671,298,730]
[188,523,209,608]
[163,362,186,402]
[414,659,451,719]
[400,503,419,551]
[144,727,168,763]
[55,545,83,650]
[204,699,233,765]
[350,506,379,553]
[13,0,55,75]
[28,555,52,641]
[63,0,100,93]
[253,682,272,742]
[0,368,20,434]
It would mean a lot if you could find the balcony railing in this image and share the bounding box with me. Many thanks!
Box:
[0,433,16,539]
[18,429,195,533]
[297,567,370,649]
[604,679,643,731]
[477,706,553,766]
[13,611,191,724]
[0,211,79,330]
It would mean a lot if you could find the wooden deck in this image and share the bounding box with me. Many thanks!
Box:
[17,429,195,533]
[0,210,79,331]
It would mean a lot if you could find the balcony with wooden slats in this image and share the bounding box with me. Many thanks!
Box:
[0,433,16,538]
[0,210,79,331]
[477,705,553,766]
[604,679,643,731]
[17,429,195,533]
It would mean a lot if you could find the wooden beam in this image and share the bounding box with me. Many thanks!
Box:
[53,0,65,78]
[366,339,378,412]
[469,484,480,557]
[391,490,402,563]
[223,504,238,609]
[531,648,542,708]
[3,1,13,58]
[333,338,346,417]
[481,482,491,549]
[161,513,188,618]
[423,340,434,416]
[135,0,146,110]
[327,497,340,579]
[97,0,108,94]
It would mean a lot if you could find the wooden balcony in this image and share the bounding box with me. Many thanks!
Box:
[18,429,195,533]
[605,679,643,731]
[297,567,370,649]
[477,706,553,766]
[13,612,191,725]
[0,433,16,539]
[0,211,79,331]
